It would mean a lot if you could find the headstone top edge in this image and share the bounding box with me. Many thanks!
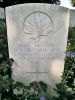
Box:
[60,5,75,10]
[0,7,4,9]
[5,3,70,10]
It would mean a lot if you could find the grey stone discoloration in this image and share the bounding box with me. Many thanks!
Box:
[6,4,70,88]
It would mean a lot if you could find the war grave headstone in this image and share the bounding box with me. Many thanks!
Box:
[6,3,70,91]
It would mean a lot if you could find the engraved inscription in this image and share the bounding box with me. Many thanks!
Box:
[27,62,48,82]
[24,11,53,40]
[23,11,53,82]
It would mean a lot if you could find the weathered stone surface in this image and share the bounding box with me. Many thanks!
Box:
[6,4,70,88]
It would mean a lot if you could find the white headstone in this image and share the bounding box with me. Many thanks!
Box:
[0,8,5,19]
[69,10,75,27]
[6,3,70,89]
